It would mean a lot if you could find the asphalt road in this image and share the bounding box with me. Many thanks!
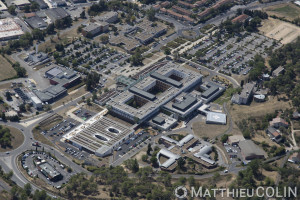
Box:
[0,89,92,197]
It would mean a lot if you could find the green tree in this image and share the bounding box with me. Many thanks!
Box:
[100,35,109,44]
[24,183,32,196]
[8,6,16,15]
[164,47,171,55]
[221,134,229,143]
[147,8,156,21]
[177,157,185,171]
[142,154,148,162]
[147,144,152,155]
[80,10,86,19]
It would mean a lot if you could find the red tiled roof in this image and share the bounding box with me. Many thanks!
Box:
[232,14,249,23]
[194,0,208,7]
[160,1,171,7]
[172,5,193,15]
[178,0,196,8]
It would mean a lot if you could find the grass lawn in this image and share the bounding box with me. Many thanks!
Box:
[0,55,17,81]
[272,5,299,18]
[0,126,24,152]
[265,3,300,20]
[32,128,55,147]
[214,87,239,105]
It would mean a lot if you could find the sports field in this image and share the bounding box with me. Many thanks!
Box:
[259,18,300,44]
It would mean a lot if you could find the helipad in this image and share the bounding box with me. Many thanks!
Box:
[206,112,227,125]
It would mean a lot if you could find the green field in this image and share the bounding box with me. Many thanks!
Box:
[0,56,17,81]
[269,4,300,20]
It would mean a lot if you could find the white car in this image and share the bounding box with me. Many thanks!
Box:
[224,170,228,173]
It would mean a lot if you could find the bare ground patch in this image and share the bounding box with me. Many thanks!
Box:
[259,18,300,44]
[229,96,291,122]
[192,121,229,139]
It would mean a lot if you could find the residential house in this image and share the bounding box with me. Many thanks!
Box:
[269,117,289,128]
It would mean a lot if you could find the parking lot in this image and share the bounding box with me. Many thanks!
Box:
[43,118,80,138]
[62,40,130,77]
[41,118,91,161]
[224,143,243,161]
[21,151,76,188]
[188,32,282,75]
[114,131,151,160]
[72,108,96,121]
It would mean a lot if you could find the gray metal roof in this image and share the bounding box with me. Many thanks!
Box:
[152,116,165,125]
[129,86,156,101]
[151,72,182,88]
[46,67,63,77]
[46,8,69,21]
[44,84,66,96]
[172,94,197,111]
[201,85,219,99]
[25,16,47,29]
[32,0,48,9]
[33,89,52,102]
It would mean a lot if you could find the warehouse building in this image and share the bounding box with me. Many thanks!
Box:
[63,114,134,157]
[0,18,24,41]
[107,62,203,123]
[30,96,42,109]
[33,84,67,103]
[31,0,48,9]
[46,8,70,23]
[239,140,266,160]
[25,16,48,30]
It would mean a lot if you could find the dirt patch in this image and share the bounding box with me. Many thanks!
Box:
[259,18,300,44]
[32,128,55,147]
[229,96,291,121]
[192,121,229,139]
[82,103,104,113]
[0,83,12,90]
[0,55,17,81]
[0,125,24,152]
[264,3,300,21]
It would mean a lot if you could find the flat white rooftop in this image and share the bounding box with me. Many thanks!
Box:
[0,18,24,40]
